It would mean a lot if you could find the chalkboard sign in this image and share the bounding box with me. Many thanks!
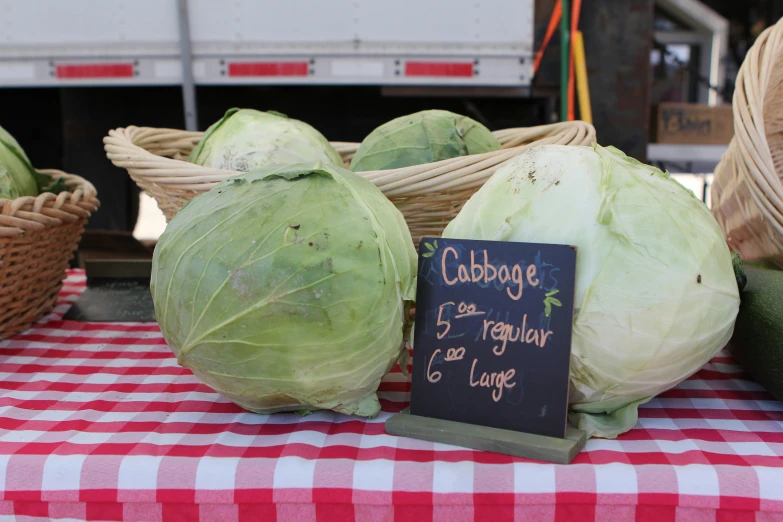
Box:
[63,260,156,322]
[409,237,577,439]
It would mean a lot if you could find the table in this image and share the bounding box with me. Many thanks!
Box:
[0,270,781,521]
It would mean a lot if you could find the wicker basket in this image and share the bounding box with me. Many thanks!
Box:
[711,18,783,267]
[103,121,595,245]
[104,120,595,245]
[0,172,99,340]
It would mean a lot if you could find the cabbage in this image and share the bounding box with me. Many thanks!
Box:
[443,144,740,438]
[350,109,501,172]
[0,125,39,198]
[189,108,343,171]
[0,125,66,199]
[152,162,417,418]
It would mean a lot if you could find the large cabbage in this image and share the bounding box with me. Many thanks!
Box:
[189,108,343,171]
[152,162,417,418]
[443,144,740,438]
[350,109,501,172]
[0,125,40,199]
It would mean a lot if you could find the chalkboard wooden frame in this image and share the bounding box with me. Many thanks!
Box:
[386,237,586,464]
[386,408,586,464]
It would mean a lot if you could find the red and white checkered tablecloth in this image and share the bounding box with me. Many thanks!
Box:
[0,270,781,522]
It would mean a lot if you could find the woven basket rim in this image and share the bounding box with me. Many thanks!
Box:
[103,121,597,196]
[0,170,100,237]
[710,17,783,265]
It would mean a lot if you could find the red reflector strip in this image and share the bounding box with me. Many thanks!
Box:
[405,62,474,77]
[228,62,309,77]
[56,64,134,79]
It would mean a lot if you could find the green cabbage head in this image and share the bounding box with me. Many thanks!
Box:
[152,162,417,418]
[443,144,740,438]
[350,109,501,172]
[189,108,343,171]
[0,125,40,199]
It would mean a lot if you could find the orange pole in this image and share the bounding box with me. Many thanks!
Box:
[534,0,562,74]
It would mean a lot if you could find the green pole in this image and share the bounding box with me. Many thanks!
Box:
[560,0,570,122]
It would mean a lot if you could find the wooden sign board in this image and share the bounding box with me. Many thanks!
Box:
[386,237,583,463]
[653,103,734,145]
[63,259,156,323]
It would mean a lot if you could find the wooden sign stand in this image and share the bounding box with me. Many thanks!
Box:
[386,409,586,464]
